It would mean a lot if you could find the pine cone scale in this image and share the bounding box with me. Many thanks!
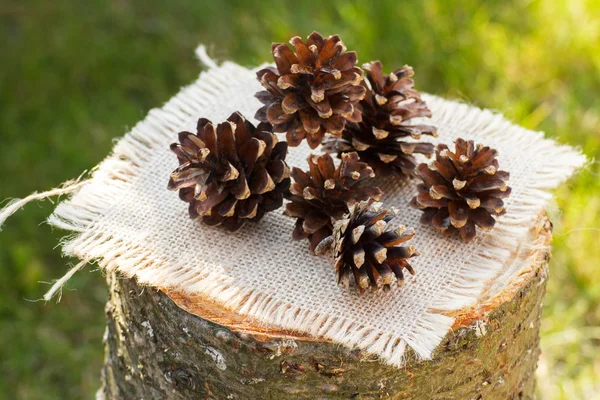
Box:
[198,122,218,156]
[282,93,303,114]
[471,208,496,231]
[267,103,293,125]
[430,184,458,200]
[230,174,251,200]
[302,212,330,234]
[460,221,476,242]
[292,219,310,240]
[379,230,414,247]
[448,200,469,228]
[289,36,314,64]
[238,195,259,218]
[299,108,321,133]
[467,176,508,192]
[332,51,357,71]
[272,44,298,74]
[432,208,450,230]
[267,159,290,183]
[217,196,238,217]
[479,195,505,212]
[306,31,325,48]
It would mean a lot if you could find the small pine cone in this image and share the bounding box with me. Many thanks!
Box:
[255,31,367,149]
[410,138,511,243]
[323,200,418,293]
[285,152,382,252]
[324,61,437,178]
[168,112,291,232]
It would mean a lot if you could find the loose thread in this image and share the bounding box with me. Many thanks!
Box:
[0,179,88,231]
[43,259,88,302]
[195,45,218,69]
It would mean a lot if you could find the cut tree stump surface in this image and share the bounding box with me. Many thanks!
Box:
[99,215,551,399]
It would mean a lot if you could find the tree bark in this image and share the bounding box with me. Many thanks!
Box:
[98,217,551,400]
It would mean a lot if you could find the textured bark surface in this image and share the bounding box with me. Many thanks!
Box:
[99,219,551,400]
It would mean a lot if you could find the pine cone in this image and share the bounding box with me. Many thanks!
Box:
[324,61,437,178]
[410,138,511,243]
[323,200,418,293]
[255,31,367,149]
[168,112,291,232]
[285,152,382,252]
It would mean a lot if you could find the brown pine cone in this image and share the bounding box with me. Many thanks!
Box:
[168,112,291,232]
[410,138,511,243]
[324,61,437,178]
[322,200,418,293]
[255,31,366,149]
[284,152,382,252]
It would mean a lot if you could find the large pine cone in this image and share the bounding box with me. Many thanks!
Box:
[410,138,511,243]
[322,200,418,293]
[285,152,382,252]
[255,31,366,149]
[168,112,291,232]
[324,61,437,178]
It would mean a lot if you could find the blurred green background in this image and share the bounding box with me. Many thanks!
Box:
[0,0,598,398]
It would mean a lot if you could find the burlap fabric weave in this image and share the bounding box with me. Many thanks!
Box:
[46,49,586,366]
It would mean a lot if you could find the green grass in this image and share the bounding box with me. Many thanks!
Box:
[0,1,598,398]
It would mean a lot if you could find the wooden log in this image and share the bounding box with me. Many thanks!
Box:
[98,216,551,400]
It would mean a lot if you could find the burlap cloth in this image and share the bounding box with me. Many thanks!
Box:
[45,48,585,367]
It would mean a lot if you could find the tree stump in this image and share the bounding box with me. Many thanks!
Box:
[98,216,551,400]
